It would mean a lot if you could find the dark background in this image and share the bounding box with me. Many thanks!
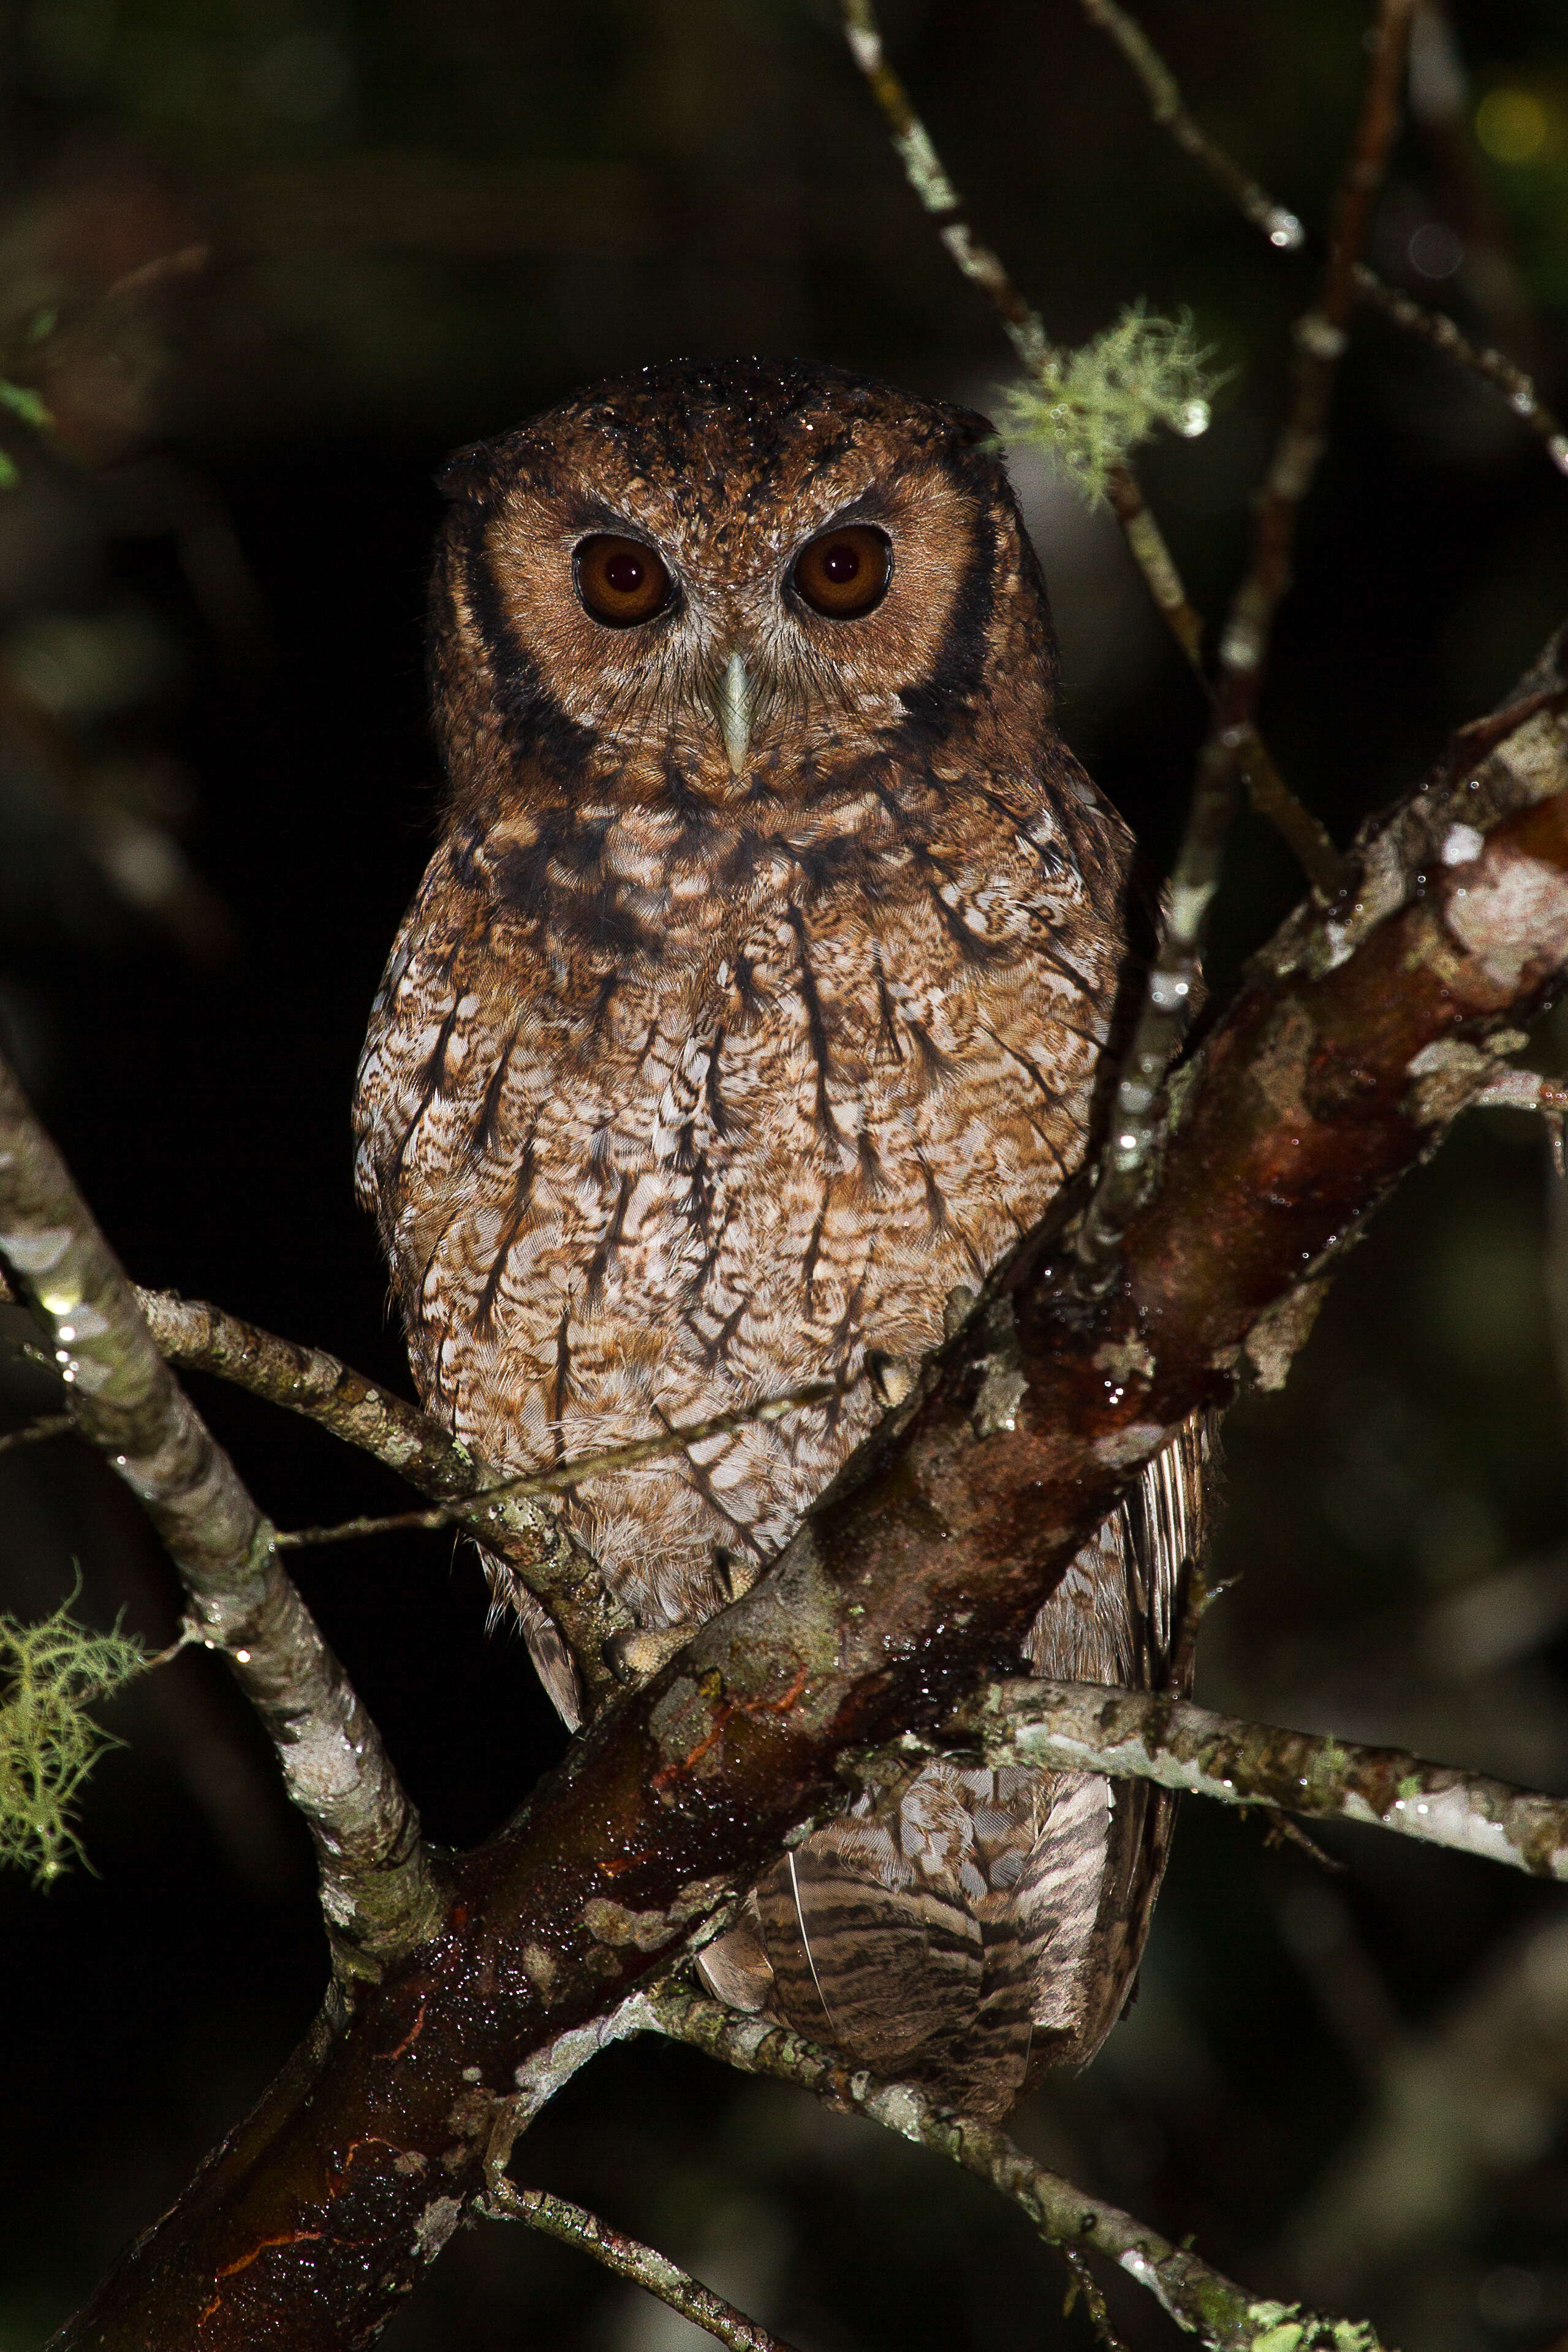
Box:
[1,3,1566,2346]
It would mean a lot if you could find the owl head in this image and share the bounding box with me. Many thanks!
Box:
[428,360,1062,824]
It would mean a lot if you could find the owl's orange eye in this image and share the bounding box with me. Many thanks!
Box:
[575,535,672,627]
[792,525,891,620]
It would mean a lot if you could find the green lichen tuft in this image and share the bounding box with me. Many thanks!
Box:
[1240,2304,1384,2352]
[998,304,1226,501]
[0,1587,147,1884]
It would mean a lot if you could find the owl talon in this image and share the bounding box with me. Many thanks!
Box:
[868,1352,919,1407]
[604,1625,697,1685]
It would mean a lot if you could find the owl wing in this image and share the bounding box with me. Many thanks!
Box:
[700,1412,1214,2117]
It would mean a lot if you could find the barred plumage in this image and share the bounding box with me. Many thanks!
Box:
[354,360,1211,2114]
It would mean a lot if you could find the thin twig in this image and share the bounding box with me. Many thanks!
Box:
[1075,0,1305,251]
[640,1985,1390,2352]
[1062,2245,1133,2352]
[0,1053,444,1978]
[273,1378,858,1549]
[482,2179,801,2352]
[1077,0,1568,482]
[1354,265,1568,473]
[0,1272,862,1709]
[951,1680,1568,1881]
[839,2,1189,624]
[837,0,1344,898]
[0,1411,73,1455]
[1077,0,1417,1281]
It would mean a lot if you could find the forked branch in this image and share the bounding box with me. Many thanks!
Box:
[50,637,1568,2350]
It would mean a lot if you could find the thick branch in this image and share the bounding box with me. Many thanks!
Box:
[954,1680,1568,1881]
[0,1068,443,1978]
[50,641,1568,2349]
[640,1987,1386,2352]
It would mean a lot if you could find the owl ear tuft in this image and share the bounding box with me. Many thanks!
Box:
[436,442,496,504]
[945,403,999,449]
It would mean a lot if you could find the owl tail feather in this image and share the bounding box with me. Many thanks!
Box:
[695,1414,1214,2119]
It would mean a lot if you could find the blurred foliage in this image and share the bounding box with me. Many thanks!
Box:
[0,2,1566,2350]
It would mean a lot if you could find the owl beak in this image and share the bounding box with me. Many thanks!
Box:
[710,650,756,776]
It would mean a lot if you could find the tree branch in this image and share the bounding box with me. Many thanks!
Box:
[0,1273,640,1702]
[47,636,1568,2348]
[480,2178,801,2352]
[1074,0,1568,482]
[0,1409,72,1454]
[1075,0,1306,251]
[0,1064,444,1979]
[952,1680,1568,1881]
[639,1986,1388,2352]
[1352,265,1568,473]
[0,1276,860,1698]
[1077,0,1417,1279]
[271,1377,858,1551]
[836,0,1345,900]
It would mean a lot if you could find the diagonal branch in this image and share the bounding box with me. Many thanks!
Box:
[481,2179,801,2352]
[271,1377,858,1550]
[0,1272,637,1694]
[1078,0,1418,1280]
[48,639,1568,2349]
[0,1063,444,1979]
[952,1680,1568,1881]
[1075,0,1306,251]
[121,1286,627,1684]
[1352,265,1568,472]
[639,1986,1388,2352]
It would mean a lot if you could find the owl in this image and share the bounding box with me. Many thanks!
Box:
[354,359,1210,2117]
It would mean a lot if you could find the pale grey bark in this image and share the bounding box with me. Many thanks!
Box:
[955,1680,1568,1881]
[638,1984,1389,2352]
[0,1053,444,1978]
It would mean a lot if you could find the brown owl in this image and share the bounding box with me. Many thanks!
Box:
[354,359,1210,2117]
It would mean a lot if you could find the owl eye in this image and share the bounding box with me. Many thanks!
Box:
[792,525,892,620]
[575,534,672,627]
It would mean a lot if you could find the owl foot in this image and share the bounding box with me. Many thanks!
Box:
[603,1624,697,1685]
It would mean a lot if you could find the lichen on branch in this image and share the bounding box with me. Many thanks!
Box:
[0,1588,145,1883]
[997,303,1222,500]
